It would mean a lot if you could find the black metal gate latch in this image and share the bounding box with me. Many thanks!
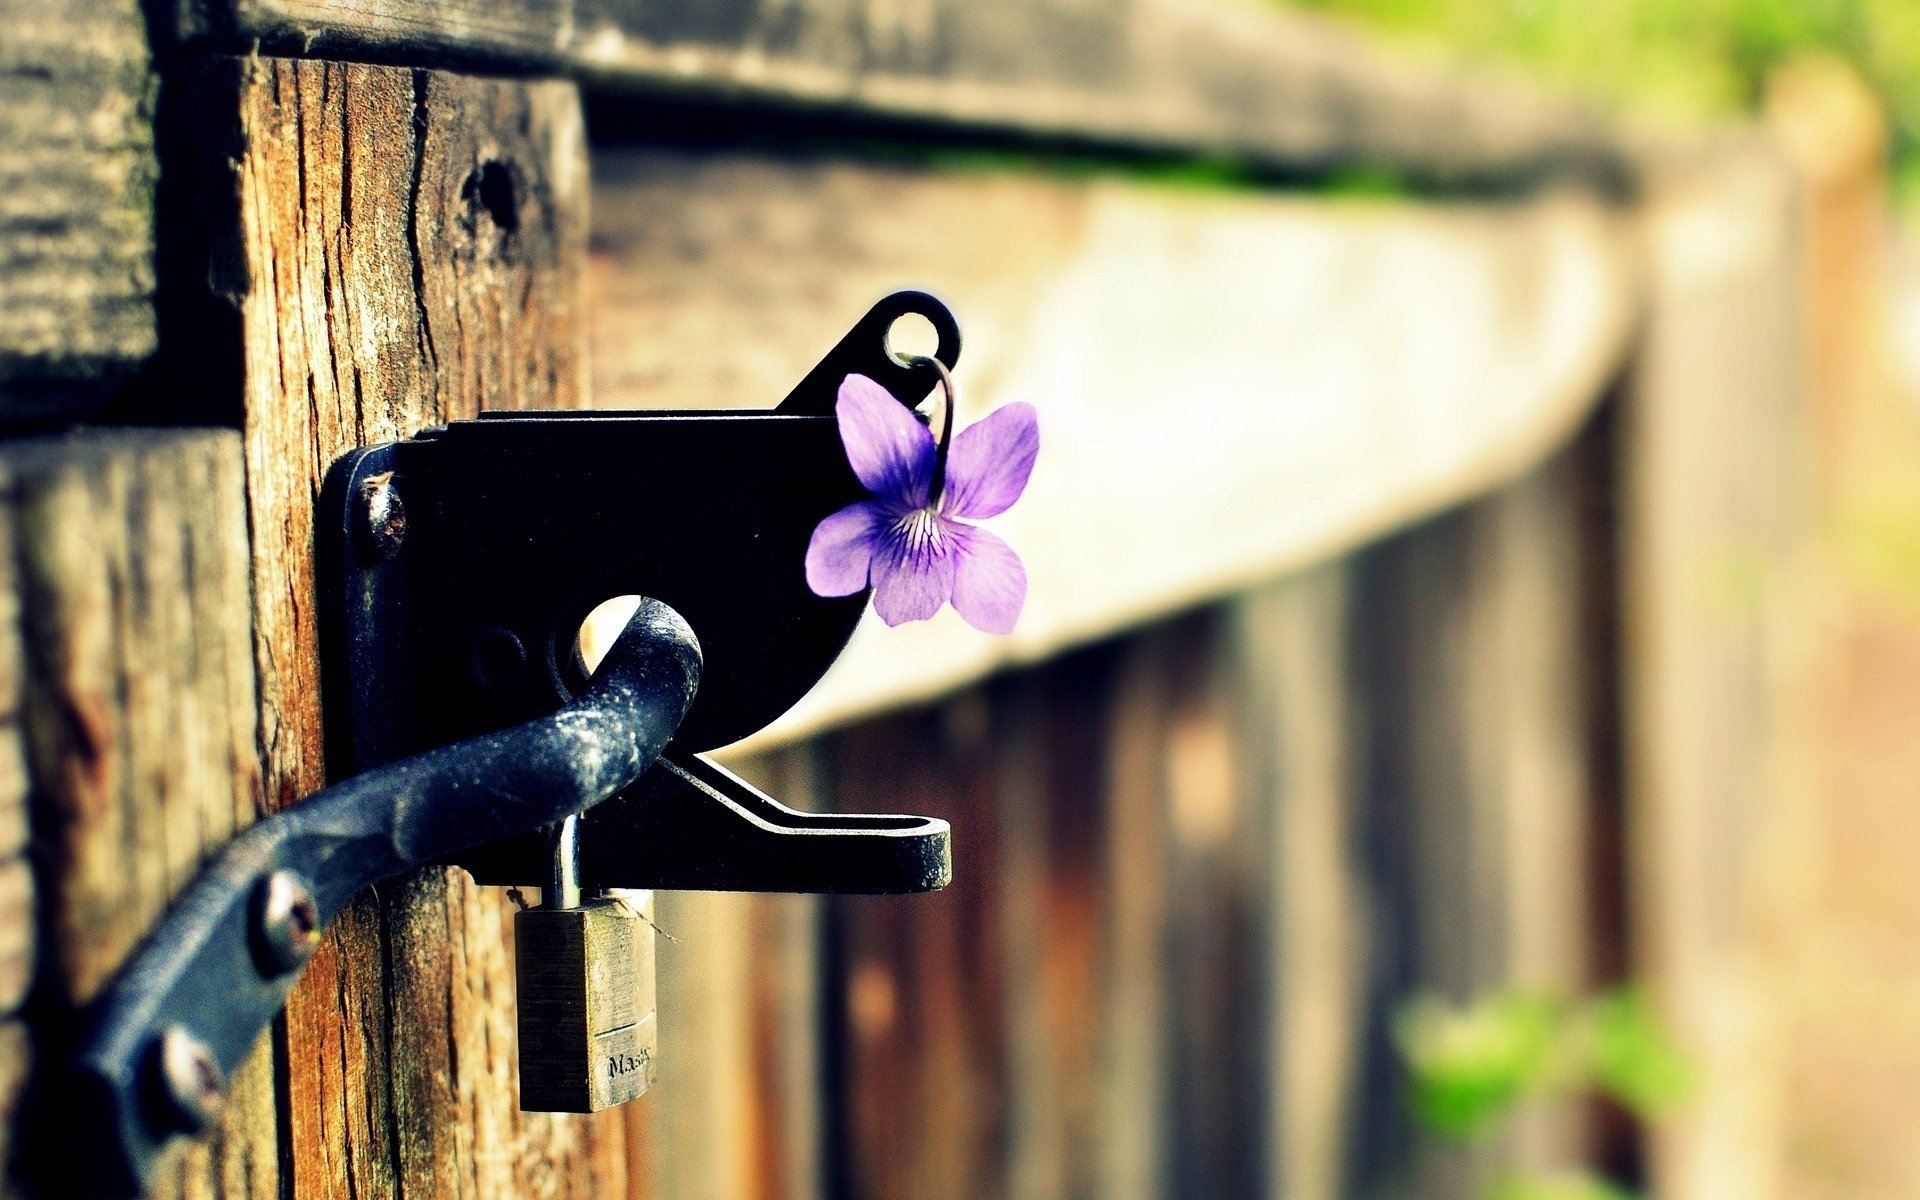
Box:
[71,292,961,1197]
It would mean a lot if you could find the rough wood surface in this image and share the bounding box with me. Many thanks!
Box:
[1621,142,1818,1200]
[792,566,1403,1200]
[576,0,1628,188]
[171,55,600,1198]
[816,434,1613,1200]
[0,429,275,1198]
[0,0,156,418]
[171,0,569,69]
[825,695,1012,1200]
[582,151,1636,744]
[164,0,1626,187]
[1747,66,1920,1200]
[649,874,824,1200]
[636,753,820,1200]
[1344,444,1604,1198]
[1223,565,1364,1200]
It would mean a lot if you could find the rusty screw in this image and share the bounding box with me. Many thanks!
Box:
[153,1026,223,1134]
[355,470,406,561]
[253,870,320,975]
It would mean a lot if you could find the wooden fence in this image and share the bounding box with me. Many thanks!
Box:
[0,1,1855,1198]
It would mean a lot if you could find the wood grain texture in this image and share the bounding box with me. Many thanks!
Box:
[826,696,1012,1200]
[582,150,1636,745]
[171,0,569,69]
[1346,440,1603,1198]
[577,0,1628,188]
[170,56,602,1197]
[797,424,1615,1200]
[1744,67,1920,1200]
[0,429,275,1198]
[0,0,156,419]
[639,753,821,1200]
[1223,564,1364,1200]
[813,611,1326,1200]
[1621,142,1818,1200]
[166,0,1626,187]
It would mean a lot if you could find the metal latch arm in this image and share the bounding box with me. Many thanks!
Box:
[74,600,702,1198]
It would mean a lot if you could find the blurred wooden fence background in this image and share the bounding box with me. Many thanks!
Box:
[0,0,1881,1198]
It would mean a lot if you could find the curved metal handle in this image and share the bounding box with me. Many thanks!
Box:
[73,600,702,1198]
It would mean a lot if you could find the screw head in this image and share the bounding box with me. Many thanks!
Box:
[354,470,406,561]
[253,870,320,975]
[153,1026,223,1134]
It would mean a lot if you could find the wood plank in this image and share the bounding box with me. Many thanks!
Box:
[1344,439,1600,1198]
[582,151,1636,743]
[169,0,568,70]
[1155,615,1259,1200]
[0,0,156,420]
[740,749,826,1200]
[820,632,1216,1200]
[646,748,829,1200]
[0,429,275,1197]
[1222,563,1364,1200]
[1621,141,1818,1200]
[575,0,1628,188]
[1750,64,1920,1200]
[807,443,1605,1200]
[1093,634,1175,1200]
[826,699,1010,1200]
[167,55,604,1197]
[650,887,754,1200]
[168,0,1626,186]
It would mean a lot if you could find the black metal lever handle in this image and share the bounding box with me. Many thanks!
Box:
[458,750,952,894]
[73,600,702,1198]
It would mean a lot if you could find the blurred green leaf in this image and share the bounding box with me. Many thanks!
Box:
[1585,988,1693,1117]
[1284,0,1920,189]
[1394,991,1565,1139]
[1395,985,1692,1141]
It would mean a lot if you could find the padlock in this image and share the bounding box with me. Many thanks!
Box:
[515,814,656,1112]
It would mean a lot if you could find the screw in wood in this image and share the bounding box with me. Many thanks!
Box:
[153,1025,223,1134]
[253,869,321,975]
[354,470,406,561]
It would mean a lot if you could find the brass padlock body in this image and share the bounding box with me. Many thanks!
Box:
[515,896,655,1112]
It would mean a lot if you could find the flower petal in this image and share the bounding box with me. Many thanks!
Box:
[943,402,1038,519]
[950,524,1027,634]
[805,502,885,597]
[870,517,958,626]
[837,373,934,505]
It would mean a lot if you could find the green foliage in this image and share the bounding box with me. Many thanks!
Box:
[1289,0,1920,204]
[1397,991,1563,1138]
[1395,986,1692,1200]
[1397,986,1691,1140]
[915,146,1417,199]
[1586,989,1694,1116]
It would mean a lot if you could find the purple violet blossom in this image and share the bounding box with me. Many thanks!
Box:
[806,373,1038,633]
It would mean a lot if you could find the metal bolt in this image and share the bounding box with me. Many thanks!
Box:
[354,470,406,561]
[253,870,320,975]
[153,1026,223,1134]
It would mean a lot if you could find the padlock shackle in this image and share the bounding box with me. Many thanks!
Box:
[549,814,584,910]
[71,601,702,1199]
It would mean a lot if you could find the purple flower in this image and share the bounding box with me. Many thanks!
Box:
[806,373,1038,633]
